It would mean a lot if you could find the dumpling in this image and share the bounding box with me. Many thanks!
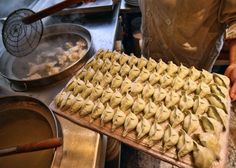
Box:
[183,111,199,135]
[120,77,132,94]
[123,112,139,137]
[119,53,129,65]
[136,117,151,139]
[167,61,178,77]
[155,103,171,123]
[100,87,114,103]
[76,68,87,79]
[70,95,84,113]
[92,70,103,85]
[163,125,179,151]
[100,71,113,87]
[100,103,115,126]
[120,63,131,77]
[207,105,227,130]
[85,58,96,69]
[213,73,230,88]
[169,106,184,128]
[165,91,180,108]
[177,64,189,79]
[130,82,144,96]
[101,58,112,73]
[80,99,94,116]
[193,96,209,115]
[110,89,123,108]
[149,72,161,85]
[189,66,201,81]
[171,76,185,91]
[137,67,150,82]
[210,84,228,98]
[93,58,103,71]
[183,78,197,94]
[177,130,194,158]
[132,96,146,114]
[153,85,167,103]
[206,94,227,112]
[128,54,138,66]
[111,74,123,90]
[65,77,78,91]
[179,93,194,111]
[121,92,134,111]
[55,91,67,107]
[137,55,148,69]
[196,82,211,98]
[142,83,154,100]
[147,123,164,147]
[112,107,126,131]
[90,100,105,122]
[110,51,120,63]
[159,74,173,88]
[193,142,216,168]
[156,59,168,74]
[200,69,213,84]
[84,67,95,81]
[146,57,157,72]
[128,65,140,81]
[73,79,86,96]
[110,61,121,75]
[144,99,157,119]
[81,81,94,99]
[200,116,223,136]
[63,94,76,110]
[90,83,103,100]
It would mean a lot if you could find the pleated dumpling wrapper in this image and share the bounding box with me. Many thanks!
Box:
[71,95,85,113]
[129,65,140,81]
[165,90,180,108]
[90,83,103,100]
[101,58,112,73]
[100,71,113,87]
[111,74,123,90]
[65,77,78,92]
[110,51,120,63]
[196,82,211,98]
[72,79,86,96]
[200,69,213,84]
[81,81,94,99]
[177,130,194,158]
[93,58,103,71]
[137,67,150,82]
[112,108,126,131]
[163,124,179,151]
[137,55,148,69]
[210,83,229,98]
[120,77,132,94]
[167,61,178,77]
[149,71,161,85]
[200,116,223,137]
[142,83,154,100]
[153,85,167,103]
[84,57,96,69]
[147,122,164,147]
[84,67,95,81]
[76,68,87,79]
[207,105,227,130]
[110,89,123,108]
[192,96,209,115]
[119,53,129,65]
[177,64,189,79]
[131,82,144,96]
[132,95,146,114]
[100,87,114,104]
[80,99,94,116]
[213,73,230,88]
[172,76,185,91]
[90,99,105,123]
[120,92,134,111]
[156,59,168,74]
[144,99,158,119]
[179,93,194,111]
[159,73,173,88]
[183,78,197,94]
[110,61,121,75]
[193,142,216,168]
[123,112,139,137]
[198,132,221,158]
[169,106,184,128]
[206,94,228,113]
[189,66,201,81]
[92,69,103,85]
[155,102,171,123]
[54,91,67,107]
[146,57,157,72]
[62,93,76,110]
[101,103,115,126]
[120,63,131,77]
[128,54,138,66]
[136,117,151,140]
[183,111,199,135]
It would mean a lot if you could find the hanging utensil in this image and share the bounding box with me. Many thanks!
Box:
[1,0,95,57]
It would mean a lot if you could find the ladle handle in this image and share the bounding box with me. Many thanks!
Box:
[0,138,63,157]
[22,0,95,24]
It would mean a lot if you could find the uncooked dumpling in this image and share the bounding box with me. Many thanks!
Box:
[119,53,129,65]
[92,70,103,85]
[177,130,194,158]
[90,83,103,100]
[80,99,94,116]
[110,90,123,108]
[142,83,154,100]
[84,67,95,81]
[132,96,146,114]
[193,96,209,115]
[55,91,67,107]
[128,65,140,81]
[156,59,168,74]
[76,68,87,79]
[196,82,211,98]
[137,67,150,82]
[64,94,76,110]
[160,74,173,88]
[120,63,131,77]
[137,55,148,69]
[147,123,164,147]
[155,102,171,123]
[183,78,197,94]
[167,61,178,77]
[153,85,167,103]
[200,116,223,136]
[100,71,113,87]
[213,73,230,88]
[121,92,134,111]
[189,66,201,81]
[123,112,139,137]
[163,124,179,151]
[110,51,120,63]
[111,74,123,90]
[120,77,132,94]
[207,105,227,130]
[100,103,115,126]
[70,95,84,113]
[128,54,138,66]
[172,76,185,91]
[146,57,157,72]
[100,87,114,103]
[101,58,112,73]
[165,91,180,108]
[112,107,126,131]
[110,61,121,75]
[65,77,78,91]
[90,99,105,122]
[210,84,228,98]
[179,93,194,110]
[81,81,94,98]
[130,82,144,96]
[85,58,96,69]
[144,99,157,119]
[93,58,103,71]
[149,72,161,85]
[206,94,227,113]
[169,106,184,128]
[200,69,213,84]
[177,64,189,79]
[183,111,199,135]
[136,117,151,139]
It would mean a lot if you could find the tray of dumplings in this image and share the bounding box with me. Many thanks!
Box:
[50,49,231,168]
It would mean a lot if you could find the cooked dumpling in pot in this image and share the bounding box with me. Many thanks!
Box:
[196,82,211,98]
[90,83,103,100]
[120,63,131,77]
[193,96,209,115]
[80,99,94,116]
[111,74,123,90]
[100,71,113,87]
[84,67,95,81]
[132,96,146,114]
[156,59,168,74]
[81,81,94,99]
[172,76,185,91]
[110,89,123,108]
[149,72,161,85]
[119,53,130,65]
[128,65,140,81]
[137,55,148,69]
[123,112,139,137]
[189,66,201,81]
[100,87,114,103]
[130,82,144,96]
[110,61,121,75]
[163,124,179,151]
[155,102,171,123]
[92,70,103,85]
[159,74,173,88]
[128,54,138,66]
[112,107,126,131]
[183,78,197,94]
[136,117,151,139]
[165,90,180,108]
[142,83,154,100]
[144,99,157,119]
[207,105,227,130]
[137,67,150,82]
[70,95,84,113]
[183,111,199,135]
[153,85,167,103]
[213,73,230,88]
[101,103,115,126]
[177,64,189,79]
[147,123,164,147]
[169,106,184,128]
[167,61,178,77]
[179,93,194,111]
[101,58,112,73]
[200,69,213,84]
[90,99,105,122]
[120,77,132,94]
[177,130,194,158]
[146,57,157,72]
[121,92,134,111]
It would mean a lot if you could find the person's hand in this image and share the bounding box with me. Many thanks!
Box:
[225,63,236,101]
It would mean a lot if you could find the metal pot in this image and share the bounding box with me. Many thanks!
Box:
[0,23,93,91]
[0,95,62,168]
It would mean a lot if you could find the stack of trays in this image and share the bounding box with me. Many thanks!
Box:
[125,0,139,7]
